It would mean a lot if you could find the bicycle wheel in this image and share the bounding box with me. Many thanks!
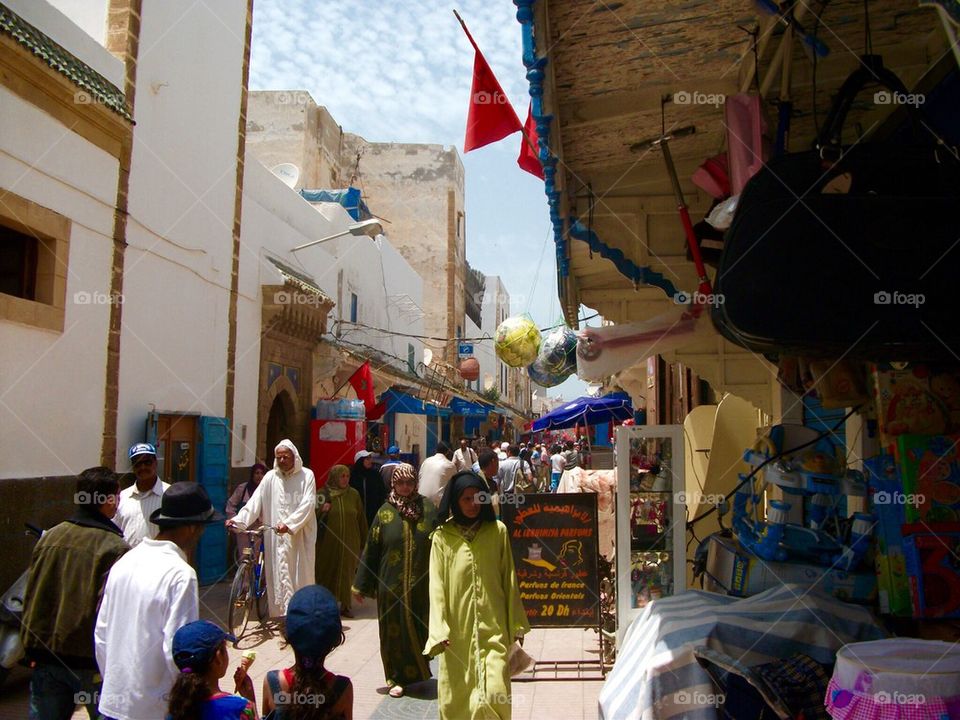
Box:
[254,556,269,621]
[228,564,251,640]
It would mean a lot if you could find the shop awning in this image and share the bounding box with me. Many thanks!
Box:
[449,397,493,418]
[382,389,451,417]
[382,388,425,415]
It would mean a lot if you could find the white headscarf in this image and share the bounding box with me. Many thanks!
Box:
[273,439,304,478]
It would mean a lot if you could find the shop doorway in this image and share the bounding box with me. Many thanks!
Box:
[154,414,198,484]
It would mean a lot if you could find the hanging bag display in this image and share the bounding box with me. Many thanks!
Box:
[712,55,960,360]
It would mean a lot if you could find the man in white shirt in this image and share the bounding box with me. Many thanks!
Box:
[95,482,224,720]
[497,444,530,494]
[550,445,567,492]
[114,443,170,547]
[497,441,509,462]
[452,437,478,472]
[418,441,456,507]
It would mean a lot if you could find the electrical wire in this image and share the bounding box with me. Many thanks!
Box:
[525,226,552,315]
[685,404,861,529]
[334,311,601,343]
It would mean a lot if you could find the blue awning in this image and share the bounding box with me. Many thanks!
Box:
[382,389,425,415]
[425,402,452,418]
[382,389,451,417]
[449,397,493,417]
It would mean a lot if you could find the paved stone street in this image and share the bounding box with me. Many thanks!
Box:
[0,579,603,719]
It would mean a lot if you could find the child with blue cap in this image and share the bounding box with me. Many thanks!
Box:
[261,585,352,719]
[166,620,256,719]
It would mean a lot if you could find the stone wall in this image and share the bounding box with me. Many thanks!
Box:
[245,91,344,189]
[340,136,466,365]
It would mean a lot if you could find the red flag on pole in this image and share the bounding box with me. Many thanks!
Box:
[348,361,376,415]
[517,102,544,179]
[455,10,522,152]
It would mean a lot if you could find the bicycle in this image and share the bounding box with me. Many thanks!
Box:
[228,526,274,641]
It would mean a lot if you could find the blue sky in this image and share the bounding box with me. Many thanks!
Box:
[248,0,589,399]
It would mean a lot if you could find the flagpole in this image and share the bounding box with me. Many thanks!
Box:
[452,9,481,53]
[330,361,367,399]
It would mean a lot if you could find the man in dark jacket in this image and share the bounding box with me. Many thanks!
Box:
[21,467,128,720]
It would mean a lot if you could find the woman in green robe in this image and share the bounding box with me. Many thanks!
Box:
[424,471,530,720]
[352,463,439,698]
[315,464,367,616]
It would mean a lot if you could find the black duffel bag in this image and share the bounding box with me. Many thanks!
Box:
[712,56,960,361]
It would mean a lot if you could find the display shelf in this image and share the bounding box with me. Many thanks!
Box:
[616,425,686,644]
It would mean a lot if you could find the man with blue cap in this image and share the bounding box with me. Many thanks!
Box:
[379,443,402,488]
[114,442,169,546]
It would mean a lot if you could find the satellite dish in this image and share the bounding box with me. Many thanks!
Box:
[270,163,300,188]
[423,348,433,366]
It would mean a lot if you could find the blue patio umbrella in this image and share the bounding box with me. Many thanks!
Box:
[532,392,633,431]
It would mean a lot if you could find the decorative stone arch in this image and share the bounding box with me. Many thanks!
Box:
[259,374,302,463]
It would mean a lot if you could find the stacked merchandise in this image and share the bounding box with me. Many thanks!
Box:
[868,364,960,619]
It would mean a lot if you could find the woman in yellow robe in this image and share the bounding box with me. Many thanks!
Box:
[315,464,367,616]
[424,471,530,720]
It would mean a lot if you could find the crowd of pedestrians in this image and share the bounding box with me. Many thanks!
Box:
[18,433,585,719]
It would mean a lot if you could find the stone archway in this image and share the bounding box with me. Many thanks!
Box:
[259,373,304,462]
[265,389,296,465]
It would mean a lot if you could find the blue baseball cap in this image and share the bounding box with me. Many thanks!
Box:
[388,445,400,454]
[172,620,236,671]
[285,585,341,659]
[128,442,156,461]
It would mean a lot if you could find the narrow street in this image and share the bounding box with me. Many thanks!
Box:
[0,579,603,719]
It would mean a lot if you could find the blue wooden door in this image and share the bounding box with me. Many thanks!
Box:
[197,416,230,585]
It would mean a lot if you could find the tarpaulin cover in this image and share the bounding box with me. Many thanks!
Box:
[532,392,633,431]
[299,187,372,221]
[599,584,885,720]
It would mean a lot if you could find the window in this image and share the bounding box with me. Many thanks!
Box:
[0,226,38,299]
[408,343,416,373]
[0,191,69,332]
[350,292,358,323]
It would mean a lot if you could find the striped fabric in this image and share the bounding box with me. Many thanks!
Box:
[599,584,886,720]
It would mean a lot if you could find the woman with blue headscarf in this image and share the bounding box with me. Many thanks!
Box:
[424,471,530,719]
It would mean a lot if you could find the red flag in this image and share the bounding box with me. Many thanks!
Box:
[517,103,544,179]
[456,11,522,152]
[368,399,387,422]
[347,361,376,415]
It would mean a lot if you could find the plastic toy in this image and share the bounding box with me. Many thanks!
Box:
[897,434,960,523]
[729,427,872,570]
[901,522,960,618]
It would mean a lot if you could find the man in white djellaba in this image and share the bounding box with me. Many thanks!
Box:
[227,439,316,617]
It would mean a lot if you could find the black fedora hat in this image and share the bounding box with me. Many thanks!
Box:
[149,482,225,527]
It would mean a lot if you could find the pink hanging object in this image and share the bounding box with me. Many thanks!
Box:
[724,94,768,195]
[691,153,730,199]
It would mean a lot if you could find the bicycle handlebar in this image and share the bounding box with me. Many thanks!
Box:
[233,525,278,537]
